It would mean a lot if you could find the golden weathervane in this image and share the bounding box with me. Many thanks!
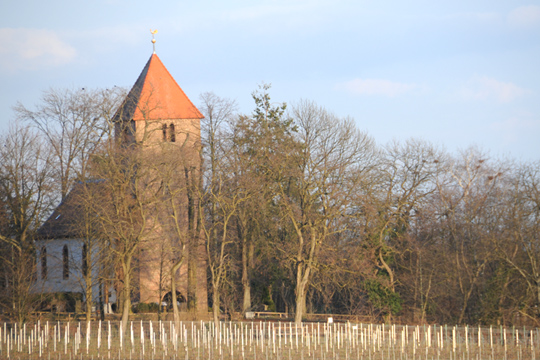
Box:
[150,29,158,53]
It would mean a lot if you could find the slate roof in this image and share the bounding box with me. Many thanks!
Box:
[113,53,203,123]
[37,181,105,240]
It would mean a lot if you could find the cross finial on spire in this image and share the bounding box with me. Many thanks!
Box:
[150,29,158,54]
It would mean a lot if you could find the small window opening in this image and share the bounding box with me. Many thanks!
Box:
[169,123,176,142]
[162,124,167,141]
[41,246,47,280]
[82,244,88,277]
[63,245,69,280]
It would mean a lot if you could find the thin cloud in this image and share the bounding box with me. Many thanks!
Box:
[336,78,418,97]
[0,28,76,72]
[508,5,540,28]
[460,76,528,103]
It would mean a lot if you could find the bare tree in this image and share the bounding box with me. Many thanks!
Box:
[278,100,376,323]
[89,131,162,333]
[199,127,251,325]
[156,140,200,325]
[66,182,115,322]
[359,139,444,320]
[496,161,540,323]
[433,148,504,324]
[14,87,125,200]
[0,124,56,323]
[11,87,127,323]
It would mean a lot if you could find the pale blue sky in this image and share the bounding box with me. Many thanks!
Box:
[1,0,539,161]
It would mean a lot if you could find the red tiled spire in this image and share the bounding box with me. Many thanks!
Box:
[114,54,203,122]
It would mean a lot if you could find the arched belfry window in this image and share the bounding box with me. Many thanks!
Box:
[82,244,88,277]
[63,245,69,280]
[41,246,47,280]
[162,124,167,141]
[169,123,176,142]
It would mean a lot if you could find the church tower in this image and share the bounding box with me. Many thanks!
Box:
[113,49,207,312]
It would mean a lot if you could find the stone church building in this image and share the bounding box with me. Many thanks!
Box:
[35,50,208,313]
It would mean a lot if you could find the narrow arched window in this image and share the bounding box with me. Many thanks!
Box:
[82,244,88,277]
[169,123,176,142]
[162,124,167,141]
[41,246,47,280]
[63,245,69,280]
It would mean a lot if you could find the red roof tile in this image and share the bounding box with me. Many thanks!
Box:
[114,54,203,122]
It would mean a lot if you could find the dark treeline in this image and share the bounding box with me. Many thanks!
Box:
[0,86,539,327]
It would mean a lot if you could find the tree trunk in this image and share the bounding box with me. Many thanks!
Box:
[85,273,92,322]
[121,259,131,335]
[294,264,310,324]
[187,241,197,311]
[186,167,198,312]
[294,284,307,324]
[241,236,251,314]
[99,279,105,321]
[84,241,92,322]
[171,256,184,328]
[213,285,220,326]
[536,277,540,317]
